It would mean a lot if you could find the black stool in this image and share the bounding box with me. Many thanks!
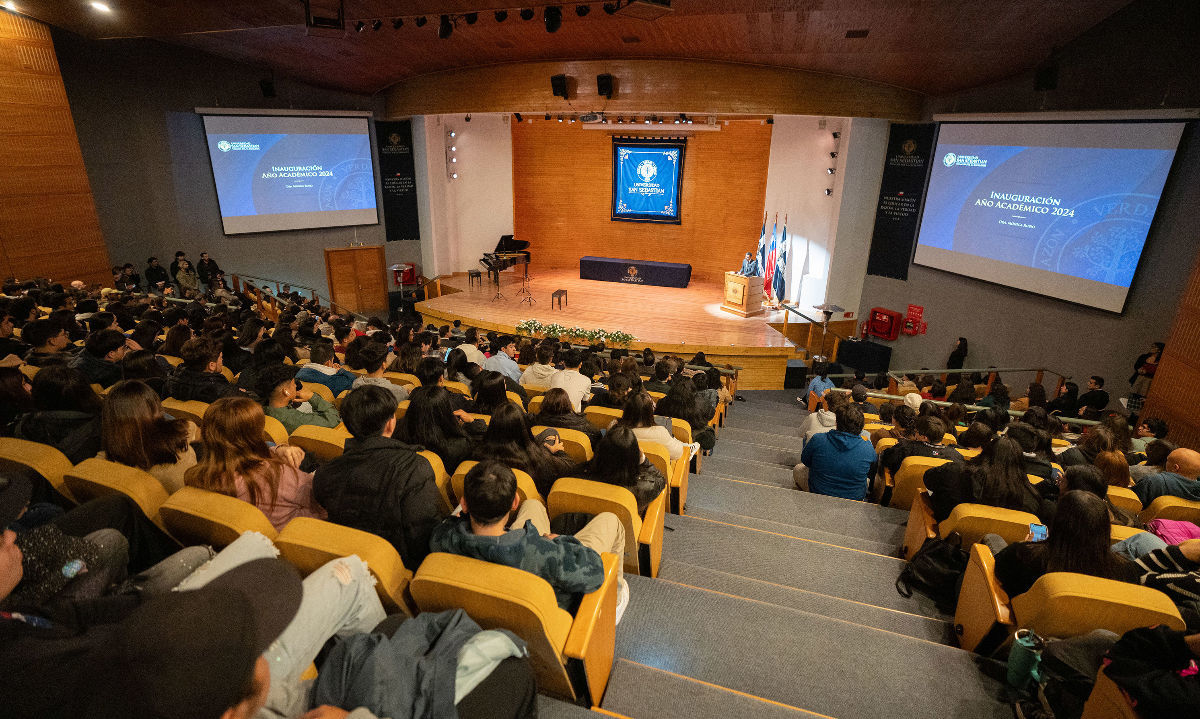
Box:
[467,269,482,287]
[552,289,567,309]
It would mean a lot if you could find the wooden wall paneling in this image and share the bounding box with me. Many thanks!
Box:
[1141,254,1200,450]
[512,120,771,281]
[0,11,110,286]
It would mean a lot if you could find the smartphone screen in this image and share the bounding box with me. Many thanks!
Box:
[1029,523,1048,542]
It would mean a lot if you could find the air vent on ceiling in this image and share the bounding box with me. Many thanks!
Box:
[845,28,869,39]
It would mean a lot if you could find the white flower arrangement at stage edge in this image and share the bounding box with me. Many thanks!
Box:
[512,319,636,347]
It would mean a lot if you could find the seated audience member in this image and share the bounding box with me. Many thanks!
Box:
[956,421,994,450]
[256,363,341,435]
[574,425,666,518]
[99,380,196,493]
[471,404,575,496]
[617,391,697,462]
[1095,449,1133,488]
[921,380,948,401]
[947,378,977,405]
[0,366,33,433]
[1010,382,1048,413]
[13,365,103,463]
[414,355,447,388]
[162,336,238,403]
[976,406,1011,433]
[185,396,324,530]
[589,372,634,410]
[69,328,129,388]
[350,341,408,403]
[1002,421,1056,481]
[20,319,72,367]
[482,335,522,383]
[692,370,722,418]
[468,370,514,416]
[0,308,28,359]
[989,490,1140,598]
[1037,464,1144,530]
[655,376,717,451]
[126,319,162,355]
[159,323,192,358]
[1130,417,1169,454]
[549,349,591,412]
[458,327,487,366]
[800,389,849,452]
[802,362,836,401]
[519,344,557,388]
[385,342,422,376]
[534,387,603,446]
[1130,438,1177,482]
[216,329,251,375]
[294,339,357,397]
[796,404,876,500]
[706,367,732,406]
[1045,380,1079,417]
[235,338,287,397]
[880,415,964,478]
[1057,426,1114,468]
[1076,375,1110,419]
[975,382,1011,412]
[313,385,441,569]
[430,460,622,611]
[848,384,874,415]
[402,385,485,471]
[1099,412,1134,454]
[1132,447,1200,506]
[871,403,917,446]
[923,436,1044,523]
[643,361,673,394]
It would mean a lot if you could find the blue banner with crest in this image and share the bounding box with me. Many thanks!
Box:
[611,138,685,224]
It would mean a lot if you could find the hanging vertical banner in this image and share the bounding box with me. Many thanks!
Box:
[865,123,937,280]
[375,120,421,242]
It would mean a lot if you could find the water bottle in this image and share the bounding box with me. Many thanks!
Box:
[1006,628,1044,691]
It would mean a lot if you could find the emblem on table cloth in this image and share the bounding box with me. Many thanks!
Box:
[637,160,658,183]
[621,265,644,284]
[1033,193,1157,288]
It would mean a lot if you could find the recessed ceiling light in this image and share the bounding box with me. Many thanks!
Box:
[90,1,111,11]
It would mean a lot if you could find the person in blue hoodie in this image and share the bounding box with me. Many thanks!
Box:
[796,404,877,501]
[295,339,358,396]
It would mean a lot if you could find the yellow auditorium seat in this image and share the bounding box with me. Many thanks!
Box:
[1051,437,1071,448]
[159,485,278,546]
[1012,572,1184,639]
[300,381,335,403]
[1109,525,1147,544]
[0,437,77,503]
[953,544,1013,655]
[64,458,170,526]
[583,406,623,432]
[417,450,455,515]
[863,413,880,422]
[275,516,417,615]
[1080,668,1139,719]
[547,476,666,577]
[263,415,290,446]
[532,426,594,464]
[862,423,889,434]
[527,396,545,415]
[220,366,234,382]
[939,504,1040,547]
[470,413,492,425]
[410,551,620,706]
[395,399,410,421]
[160,354,183,367]
[444,380,471,397]
[507,390,526,409]
[287,425,352,462]
[957,447,981,459]
[90,383,106,395]
[161,398,208,426]
[647,391,666,401]
[523,385,550,400]
[668,417,701,473]
[384,372,420,388]
[874,437,899,453]
[1106,486,1142,514]
[450,460,544,507]
[334,389,350,409]
[806,391,819,412]
[902,491,937,561]
[19,364,39,381]
[1139,495,1200,524]
[889,457,952,510]
[640,441,687,515]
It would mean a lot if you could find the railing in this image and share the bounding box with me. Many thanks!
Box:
[230,271,366,321]
[884,366,1071,399]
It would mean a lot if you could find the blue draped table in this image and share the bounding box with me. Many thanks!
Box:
[578,256,692,288]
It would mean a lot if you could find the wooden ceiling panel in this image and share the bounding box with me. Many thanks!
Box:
[11,0,1135,96]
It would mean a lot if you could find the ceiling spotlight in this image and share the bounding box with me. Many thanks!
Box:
[644,118,650,124]
[686,118,693,124]
[673,118,680,124]
[831,131,840,139]
[450,145,456,151]
[520,8,534,20]
[616,117,623,123]
[557,115,563,122]
[545,113,551,120]
[372,19,382,30]
[451,157,457,163]
[438,14,453,38]
[513,112,523,122]
[824,188,833,196]
[451,172,458,179]
[827,167,836,174]
[415,15,427,27]
[449,131,456,138]
[465,114,471,122]
[544,5,562,33]
[576,4,591,16]
[603,2,618,14]
[830,151,838,158]
[465,12,478,24]
[392,18,403,29]
[89,1,111,11]
[494,9,508,21]
[354,20,365,31]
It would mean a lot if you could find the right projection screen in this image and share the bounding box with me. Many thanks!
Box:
[913,121,1185,312]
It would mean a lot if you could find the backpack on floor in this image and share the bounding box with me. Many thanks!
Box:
[895,533,968,613]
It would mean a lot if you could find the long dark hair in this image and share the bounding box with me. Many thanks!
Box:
[584,425,642,489]
[102,380,190,469]
[539,388,577,417]
[1046,490,1130,579]
[971,436,1030,509]
[446,347,472,381]
[617,391,656,429]
[656,377,705,427]
[471,370,510,415]
[402,386,468,453]
[1099,414,1133,453]
[160,324,192,357]
[31,365,103,414]
[1061,464,1143,528]
[949,380,977,404]
[1026,383,1048,409]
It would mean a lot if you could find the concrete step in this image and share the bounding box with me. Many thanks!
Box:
[683,506,897,555]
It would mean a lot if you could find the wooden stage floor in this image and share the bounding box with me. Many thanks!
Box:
[416,269,800,389]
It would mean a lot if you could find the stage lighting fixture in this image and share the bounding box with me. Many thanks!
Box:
[603,2,618,14]
[438,15,453,38]
[354,20,365,31]
[513,112,523,122]
[831,131,840,139]
[557,115,563,122]
[448,131,456,138]
[520,8,534,20]
[827,167,835,174]
[465,114,471,122]
[616,117,623,123]
[766,117,774,124]
[576,4,591,16]
[465,12,478,24]
[544,113,551,120]
[372,19,382,30]
[450,145,456,151]
[415,16,427,27]
[495,9,508,21]
[673,118,680,124]
[829,151,838,158]
[544,5,562,32]
[644,118,650,124]
[392,18,403,29]
[451,157,457,163]
[452,172,459,179]
[824,188,833,195]
[686,118,693,124]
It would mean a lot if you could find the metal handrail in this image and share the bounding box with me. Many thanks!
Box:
[230,271,366,320]
[849,389,1100,427]
[887,367,1071,381]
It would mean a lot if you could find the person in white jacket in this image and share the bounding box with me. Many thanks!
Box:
[519,344,557,388]
[799,389,848,453]
[616,391,699,462]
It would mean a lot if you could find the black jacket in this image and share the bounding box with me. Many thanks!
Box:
[196,258,222,283]
[312,435,443,569]
[162,367,240,403]
[144,265,169,288]
[534,410,603,447]
[922,461,1046,524]
[13,410,101,464]
[69,351,123,389]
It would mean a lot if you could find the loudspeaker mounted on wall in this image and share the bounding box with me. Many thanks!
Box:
[550,74,569,99]
[597,73,614,99]
[259,79,276,98]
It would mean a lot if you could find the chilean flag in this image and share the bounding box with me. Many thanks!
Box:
[763,220,778,299]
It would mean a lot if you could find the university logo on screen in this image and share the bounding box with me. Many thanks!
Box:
[942,152,987,168]
[216,139,262,152]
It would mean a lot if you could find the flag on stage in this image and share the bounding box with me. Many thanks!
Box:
[755,212,768,274]
[773,223,788,303]
[763,220,778,299]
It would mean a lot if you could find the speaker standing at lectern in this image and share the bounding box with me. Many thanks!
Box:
[738,252,762,277]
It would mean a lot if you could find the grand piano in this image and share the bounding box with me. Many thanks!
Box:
[480,234,530,284]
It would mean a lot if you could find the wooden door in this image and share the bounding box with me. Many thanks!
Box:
[324,246,387,316]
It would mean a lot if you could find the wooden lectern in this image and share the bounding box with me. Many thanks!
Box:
[721,272,764,317]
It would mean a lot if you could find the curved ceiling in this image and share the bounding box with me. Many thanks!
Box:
[16,0,1133,97]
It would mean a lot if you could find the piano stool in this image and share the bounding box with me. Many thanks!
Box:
[552,289,568,309]
[468,269,482,287]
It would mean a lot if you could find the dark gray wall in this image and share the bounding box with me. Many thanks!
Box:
[53,30,420,297]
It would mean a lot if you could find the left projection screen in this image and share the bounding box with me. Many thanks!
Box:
[201,114,379,235]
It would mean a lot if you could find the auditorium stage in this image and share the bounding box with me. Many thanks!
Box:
[416,269,803,389]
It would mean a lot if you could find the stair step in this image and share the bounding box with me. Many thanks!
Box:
[700,456,797,488]
[711,437,801,467]
[538,695,605,718]
[716,425,802,447]
[659,560,953,644]
[602,658,823,718]
[683,507,897,555]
